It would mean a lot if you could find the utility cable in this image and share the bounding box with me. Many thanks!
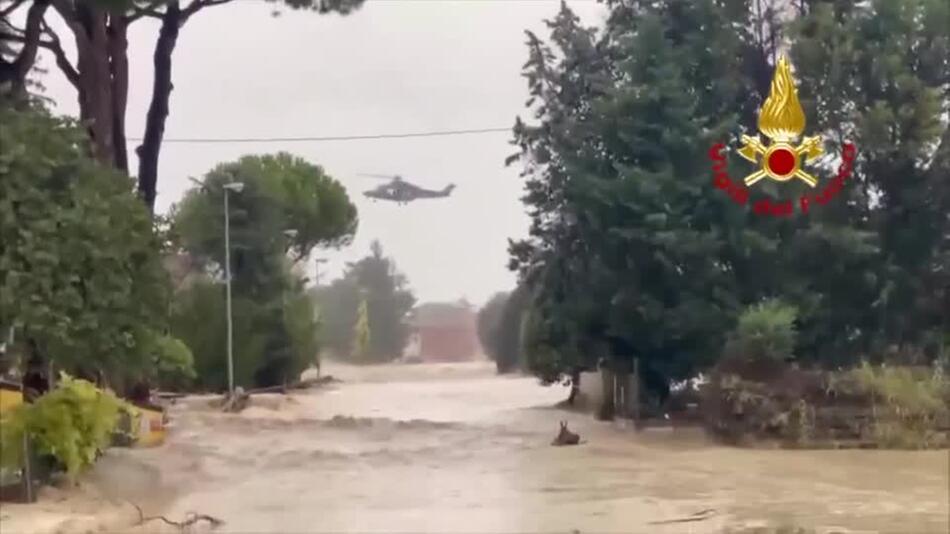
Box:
[128,127,512,144]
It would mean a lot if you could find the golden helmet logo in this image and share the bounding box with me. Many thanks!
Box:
[738,55,823,187]
[709,54,856,217]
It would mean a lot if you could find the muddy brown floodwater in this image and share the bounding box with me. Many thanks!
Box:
[44,361,950,533]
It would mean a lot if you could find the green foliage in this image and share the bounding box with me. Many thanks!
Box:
[172,153,357,292]
[268,0,365,15]
[311,276,360,357]
[151,334,196,391]
[509,0,949,396]
[170,153,356,388]
[171,280,266,391]
[284,288,320,373]
[495,285,529,373]
[724,300,799,363]
[850,362,949,448]
[0,105,169,390]
[509,1,752,399]
[786,0,950,364]
[312,241,415,363]
[476,292,509,363]
[0,374,129,481]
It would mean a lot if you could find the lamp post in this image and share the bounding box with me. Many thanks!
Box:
[314,258,328,286]
[222,181,244,396]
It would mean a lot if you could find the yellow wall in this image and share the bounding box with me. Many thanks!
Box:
[133,406,166,448]
[0,387,23,415]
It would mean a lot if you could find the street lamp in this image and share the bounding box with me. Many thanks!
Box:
[314,258,329,286]
[222,181,243,396]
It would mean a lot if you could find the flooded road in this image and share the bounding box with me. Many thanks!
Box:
[139,361,946,533]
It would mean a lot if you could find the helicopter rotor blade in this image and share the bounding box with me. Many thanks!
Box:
[358,173,399,180]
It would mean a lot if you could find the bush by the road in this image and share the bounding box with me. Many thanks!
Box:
[0,375,129,481]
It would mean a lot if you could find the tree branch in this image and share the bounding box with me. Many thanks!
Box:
[126,0,165,23]
[40,20,79,88]
[0,0,50,92]
[181,0,234,20]
[49,0,88,48]
[0,0,28,18]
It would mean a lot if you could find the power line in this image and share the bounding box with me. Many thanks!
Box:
[128,126,512,144]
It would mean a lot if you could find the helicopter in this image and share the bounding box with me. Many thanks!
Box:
[360,174,456,205]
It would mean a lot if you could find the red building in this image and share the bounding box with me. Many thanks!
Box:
[407,302,478,362]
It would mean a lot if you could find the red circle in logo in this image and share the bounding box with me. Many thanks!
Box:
[767,148,796,176]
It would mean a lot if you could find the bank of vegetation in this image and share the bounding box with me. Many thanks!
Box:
[0,100,360,494]
[2,1,363,485]
[492,0,949,449]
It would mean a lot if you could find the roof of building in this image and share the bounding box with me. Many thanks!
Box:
[410,301,475,328]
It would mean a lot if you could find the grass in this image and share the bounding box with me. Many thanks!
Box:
[849,362,949,449]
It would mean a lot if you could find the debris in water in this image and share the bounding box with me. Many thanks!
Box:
[220,387,250,413]
[551,421,582,446]
[648,508,717,525]
[132,502,224,531]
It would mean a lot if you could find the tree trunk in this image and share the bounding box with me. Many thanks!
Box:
[22,338,48,402]
[60,2,115,167]
[0,0,50,98]
[49,2,132,170]
[107,15,129,173]
[136,1,182,213]
[566,368,580,405]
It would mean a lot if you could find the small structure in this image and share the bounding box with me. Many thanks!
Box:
[408,301,478,362]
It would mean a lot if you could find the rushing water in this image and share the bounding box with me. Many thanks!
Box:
[124,361,947,533]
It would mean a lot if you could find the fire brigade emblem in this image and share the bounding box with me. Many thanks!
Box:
[738,55,823,187]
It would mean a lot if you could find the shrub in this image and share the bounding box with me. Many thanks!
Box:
[0,374,130,481]
[724,299,798,363]
[849,362,949,448]
[152,334,197,391]
[477,292,509,363]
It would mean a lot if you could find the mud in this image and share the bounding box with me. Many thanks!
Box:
[2,360,947,533]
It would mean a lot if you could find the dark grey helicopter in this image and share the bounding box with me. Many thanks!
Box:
[360,174,456,205]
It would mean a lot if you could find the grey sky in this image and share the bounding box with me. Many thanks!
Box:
[40,0,605,306]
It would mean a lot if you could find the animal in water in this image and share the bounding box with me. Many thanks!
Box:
[551,421,583,446]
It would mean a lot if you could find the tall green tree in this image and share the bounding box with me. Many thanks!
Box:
[0,103,169,391]
[510,0,949,405]
[311,276,360,357]
[347,241,415,361]
[312,241,415,363]
[170,152,357,389]
[509,1,759,402]
[494,285,529,374]
[779,0,949,363]
[477,291,509,363]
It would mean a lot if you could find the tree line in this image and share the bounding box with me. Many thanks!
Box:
[1,0,373,394]
[0,95,361,393]
[493,0,948,408]
[311,240,416,363]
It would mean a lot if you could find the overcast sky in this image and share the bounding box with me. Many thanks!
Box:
[39,0,605,306]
